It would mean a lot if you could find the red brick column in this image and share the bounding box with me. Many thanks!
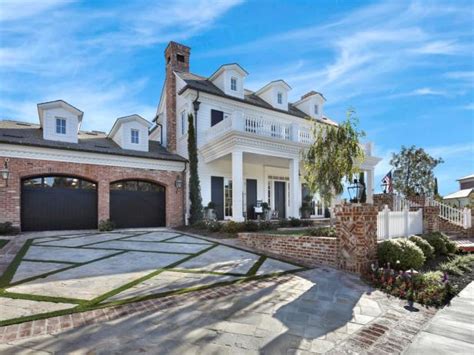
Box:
[423,206,439,233]
[98,180,110,222]
[335,204,378,274]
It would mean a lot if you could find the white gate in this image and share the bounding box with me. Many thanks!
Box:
[377,205,423,240]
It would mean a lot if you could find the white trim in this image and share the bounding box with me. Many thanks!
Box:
[0,143,185,172]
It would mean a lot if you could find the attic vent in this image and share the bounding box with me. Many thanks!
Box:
[15,122,32,126]
[177,54,185,63]
[3,133,24,138]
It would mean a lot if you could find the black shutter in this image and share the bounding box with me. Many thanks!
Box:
[211,110,224,127]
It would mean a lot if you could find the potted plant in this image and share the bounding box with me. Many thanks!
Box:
[261,202,271,221]
[300,195,313,219]
[204,202,216,220]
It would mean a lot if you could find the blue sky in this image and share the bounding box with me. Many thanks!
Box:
[0,0,473,195]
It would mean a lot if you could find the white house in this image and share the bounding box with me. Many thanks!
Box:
[154,42,381,222]
[444,174,474,208]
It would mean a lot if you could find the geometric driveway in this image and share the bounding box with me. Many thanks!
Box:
[0,230,304,326]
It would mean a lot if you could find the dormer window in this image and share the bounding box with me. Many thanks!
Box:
[56,118,66,134]
[131,129,139,144]
[277,92,283,104]
[230,77,237,91]
[314,104,319,115]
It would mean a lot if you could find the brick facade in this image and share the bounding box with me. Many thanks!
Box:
[164,41,190,153]
[238,233,338,268]
[422,206,439,234]
[373,193,395,211]
[334,204,378,274]
[0,157,185,229]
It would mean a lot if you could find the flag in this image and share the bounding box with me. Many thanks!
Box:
[382,171,393,193]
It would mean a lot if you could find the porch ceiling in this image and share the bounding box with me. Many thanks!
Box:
[211,152,292,169]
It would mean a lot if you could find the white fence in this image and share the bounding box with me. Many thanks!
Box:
[377,205,423,240]
[425,197,472,229]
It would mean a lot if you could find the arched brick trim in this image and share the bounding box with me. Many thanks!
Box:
[0,157,185,229]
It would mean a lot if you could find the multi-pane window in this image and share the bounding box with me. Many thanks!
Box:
[131,129,139,144]
[277,92,283,104]
[181,111,187,135]
[224,178,233,218]
[314,104,319,115]
[56,118,66,134]
[230,77,237,91]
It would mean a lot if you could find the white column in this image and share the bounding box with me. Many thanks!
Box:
[366,169,374,204]
[232,151,244,222]
[289,158,300,218]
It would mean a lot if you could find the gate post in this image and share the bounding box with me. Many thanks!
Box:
[383,205,390,239]
[335,203,378,274]
[403,207,409,237]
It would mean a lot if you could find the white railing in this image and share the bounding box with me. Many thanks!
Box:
[205,117,232,142]
[393,195,423,211]
[243,113,291,141]
[298,127,312,144]
[377,205,423,240]
[425,197,472,229]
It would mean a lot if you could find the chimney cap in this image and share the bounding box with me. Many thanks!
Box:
[165,41,191,54]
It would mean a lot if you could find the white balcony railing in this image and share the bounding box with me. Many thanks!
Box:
[243,113,291,141]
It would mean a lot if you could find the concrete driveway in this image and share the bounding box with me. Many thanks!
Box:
[0,230,302,326]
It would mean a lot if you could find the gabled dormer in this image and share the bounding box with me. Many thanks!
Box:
[255,80,291,110]
[37,100,83,143]
[209,63,248,99]
[293,91,326,120]
[108,114,152,152]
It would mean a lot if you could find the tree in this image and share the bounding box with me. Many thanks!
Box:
[303,108,365,206]
[187,113,203,224]
[390,145,443,197]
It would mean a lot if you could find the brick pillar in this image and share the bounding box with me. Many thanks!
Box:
[423,206,439,233]
[335,203,378,274]
[98,180,109,224]
[373,193,395,211]
[164,41,191,153]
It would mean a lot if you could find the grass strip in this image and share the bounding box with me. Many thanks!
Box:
[169,268,245,277]
[246,255,267,276]
[22,259,79,265]
[0,239,33,288]
[0,239,10,249]
[0,290,86,305]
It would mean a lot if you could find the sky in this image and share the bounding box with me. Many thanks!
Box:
[0,0,473,195]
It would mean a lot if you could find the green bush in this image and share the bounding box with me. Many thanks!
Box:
[288,217,302,227]
[98,219,115,232]
[278,219,289,228]
[377,238,426,270]
[0,222,20,235]
[221,221,244,234]
[309,227,336,237]
[422,232,447,255]
[191,220,208,230]
[409,235,435,259]
[301,220,314,227]
[257,221,274,231]
[206,220,222,232]
[243,220,259,232]
[439,254,474,276]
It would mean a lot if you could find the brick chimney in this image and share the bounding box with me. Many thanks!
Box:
[164,41,191,152]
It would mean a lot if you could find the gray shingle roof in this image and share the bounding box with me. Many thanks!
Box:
[176,72,337,126]
[0,120,186,162]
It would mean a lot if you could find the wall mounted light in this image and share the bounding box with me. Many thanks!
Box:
[1,158,10,187]
[175,176,183,190]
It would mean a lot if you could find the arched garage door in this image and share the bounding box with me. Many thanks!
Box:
[21,176,98,231]
[110,180,166,228]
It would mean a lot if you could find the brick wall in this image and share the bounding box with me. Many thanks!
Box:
[422,206,439,234]
[335,204,378,274]
[373,193,395,211]
[0,157,185,229]
[238,233,338,268]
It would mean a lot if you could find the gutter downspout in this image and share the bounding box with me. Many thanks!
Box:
[182,161,188,226]
[192,91,201,146]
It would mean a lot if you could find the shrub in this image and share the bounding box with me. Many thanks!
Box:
[309,227,336,237]
[191,220,208,230]
[243,220,259,232]
[289,217,302,227]
[377,238,426,270]
[301,220,314,227]
[409,235,435,259]
[422,232,448,255]
[439,254,474,276]
[0,222,20,235]
[206,220,222,232]
[98,219,115,232]
[257,221,274,231]
[221,221,244,234]
[278,219,289,228]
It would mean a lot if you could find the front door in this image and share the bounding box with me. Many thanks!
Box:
[274,181,286,219]
[211,176,224,220]
[246,179,257,220]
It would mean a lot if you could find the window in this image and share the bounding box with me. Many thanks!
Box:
[314,104,319,115]
[110,180,164,192]
[230,77,237,91]
[22,176,96,190]
[211,109,224,126]
[181,111,187,135]
[224,178,233,218]
[277,92,283,104]
[131,129,139,144]
[56,118,66,134]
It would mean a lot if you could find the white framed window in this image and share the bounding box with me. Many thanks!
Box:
[224,178,233,218]
[230,77,237,91]
[277,92,283,104]
[314,104,319,115]
[181,111,187,135]
[55,118,66,134]
[131,129,139,144]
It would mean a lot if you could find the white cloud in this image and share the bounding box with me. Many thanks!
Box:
[0,0,72,22]
[462,103,474,110]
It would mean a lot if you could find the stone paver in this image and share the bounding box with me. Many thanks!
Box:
[37,233,130,247]
[87,239,210,253]
[0,298,73,322]
[23,245,117,263]
[11,261,70,283]
[405,281,474,355]
[123,231,181,242]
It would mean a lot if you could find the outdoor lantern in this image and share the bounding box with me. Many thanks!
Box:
[175,176,183,189]
[0,159,9,187]
[348,178,365,203]
[380,181,389,194]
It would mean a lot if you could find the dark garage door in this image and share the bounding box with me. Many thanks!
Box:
[110,180,166,228]
[21,176,98,231]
